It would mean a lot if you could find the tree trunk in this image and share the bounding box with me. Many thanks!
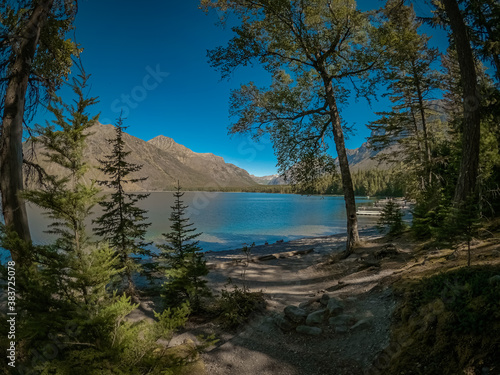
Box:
[0,0,55,264]
[413,68,432,186]
[441,0,481,205]
[408,104,427,190]
[321,74,360,256]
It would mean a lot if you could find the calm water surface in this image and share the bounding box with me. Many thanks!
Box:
[25,192,377,252]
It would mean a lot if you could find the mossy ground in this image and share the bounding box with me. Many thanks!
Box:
[383,265,500,375]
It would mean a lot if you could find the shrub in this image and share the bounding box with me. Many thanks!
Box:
[377,200,407,236]
[384,266,500,374]
[215,280,265,329]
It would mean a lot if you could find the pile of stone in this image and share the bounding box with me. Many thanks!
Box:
[274,294,370,336]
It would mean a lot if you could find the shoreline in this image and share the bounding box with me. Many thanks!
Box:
[203,226,381,264]
[199,226,397,374]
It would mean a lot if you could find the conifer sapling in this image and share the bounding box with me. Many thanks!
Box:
[159,182,210,310]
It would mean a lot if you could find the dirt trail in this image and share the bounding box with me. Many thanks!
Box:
[160,230,500,375]
[198,232,399,375]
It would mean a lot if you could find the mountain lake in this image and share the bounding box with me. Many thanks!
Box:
[20,192,379,253]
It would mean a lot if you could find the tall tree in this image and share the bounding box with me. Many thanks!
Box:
[464,0,500,83]
[94,118,152,295]
[0,0,77,263]
[439,0,481,205]
[23,66,100,260]
[19,67,113,354]
[201,0,390,255]
[368,3,442,194]
[431,0,500,83]
[442,49,500,216]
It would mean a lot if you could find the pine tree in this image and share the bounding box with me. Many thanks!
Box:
[13,66,191,374]
[368,3,443,197]
[23,68,100,257]
[93,117,152,295]
[437,0,482,206]
[377,200,407,236]
[19,67,132,365]
[159,183,210,311]
[442,196,482,267]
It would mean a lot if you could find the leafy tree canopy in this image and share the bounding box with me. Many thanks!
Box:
[0,0,79,120]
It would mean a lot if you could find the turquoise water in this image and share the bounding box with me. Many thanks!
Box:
[24,192,377,252]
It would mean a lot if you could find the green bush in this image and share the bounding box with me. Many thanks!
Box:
[215,281,265,329]
[25,302,191,375]
[411,189,451,240]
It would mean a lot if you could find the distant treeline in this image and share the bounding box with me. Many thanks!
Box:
[186,169,404,197]
[184,184,293,194]
[323,169,405,197]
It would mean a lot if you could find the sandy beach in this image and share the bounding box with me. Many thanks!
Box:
[203,228,382,310]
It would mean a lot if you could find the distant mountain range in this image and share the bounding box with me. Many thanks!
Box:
[250,136,391,185]
[249,174,286,185]
[24,123,257,191]
[24,123,392,190]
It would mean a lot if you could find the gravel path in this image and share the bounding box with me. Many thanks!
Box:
[198,229,399,375]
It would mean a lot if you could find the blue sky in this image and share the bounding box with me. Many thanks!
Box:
[32,0,448,176]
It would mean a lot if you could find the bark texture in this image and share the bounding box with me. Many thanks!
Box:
[1,0,55,263]
[322,74,359,256]
[441,0,481,205]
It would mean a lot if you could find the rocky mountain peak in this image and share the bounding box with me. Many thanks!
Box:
[25,124,257,191]
[148,135,192,155]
